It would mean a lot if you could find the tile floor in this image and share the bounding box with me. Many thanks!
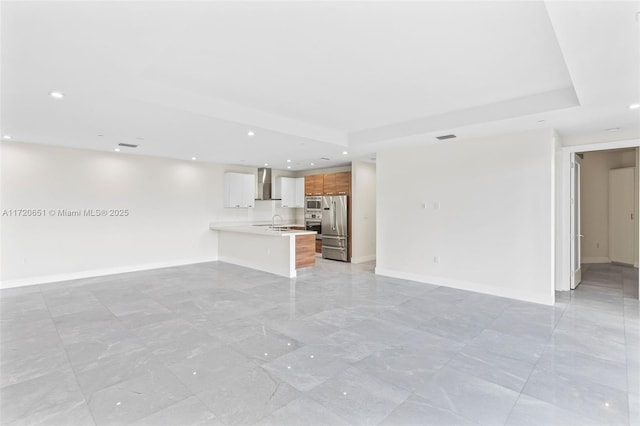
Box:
[0,260,638,425]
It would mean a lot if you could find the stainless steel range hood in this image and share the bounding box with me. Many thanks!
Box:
[256,167,274,200]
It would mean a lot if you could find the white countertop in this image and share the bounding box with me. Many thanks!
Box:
[209,222,315,237]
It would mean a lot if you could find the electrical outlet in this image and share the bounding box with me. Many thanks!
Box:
[433,202,440,210]
[596,242,600,249]
[433,256,439,264]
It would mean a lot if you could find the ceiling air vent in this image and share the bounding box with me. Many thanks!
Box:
[320,157,331,161]
[118,143,138,148]
[436,134,456,141]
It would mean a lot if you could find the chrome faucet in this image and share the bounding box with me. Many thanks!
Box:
[271,214,283,229]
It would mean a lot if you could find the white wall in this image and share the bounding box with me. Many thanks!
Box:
[0,142,298,288]
[376,129,555,305]
[554,131,564,299]
[351,161,376,263]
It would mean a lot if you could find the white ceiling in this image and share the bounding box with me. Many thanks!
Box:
[1,1,638,170]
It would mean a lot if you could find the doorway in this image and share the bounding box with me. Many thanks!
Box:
[564,143,639,298]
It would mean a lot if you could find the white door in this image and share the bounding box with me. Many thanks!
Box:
[570,154,582,289]
[609,167,635,264]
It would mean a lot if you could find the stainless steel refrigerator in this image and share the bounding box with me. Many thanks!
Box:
[321,195,348,261]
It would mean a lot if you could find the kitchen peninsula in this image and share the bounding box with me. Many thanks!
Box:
[209,222,316,278]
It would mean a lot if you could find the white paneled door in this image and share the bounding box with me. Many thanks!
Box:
[609,167,635,265]
[570,154,582,289]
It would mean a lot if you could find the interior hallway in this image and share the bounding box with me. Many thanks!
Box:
[580,262,639,300]
[1,260,638,425]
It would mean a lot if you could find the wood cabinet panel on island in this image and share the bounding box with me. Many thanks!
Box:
[295,234,316,269]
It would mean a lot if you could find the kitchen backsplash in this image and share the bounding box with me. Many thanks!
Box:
[216,200,304,224]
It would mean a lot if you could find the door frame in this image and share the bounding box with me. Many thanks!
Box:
[558,138,640,292]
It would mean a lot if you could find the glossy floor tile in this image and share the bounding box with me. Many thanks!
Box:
[0,260,638,425]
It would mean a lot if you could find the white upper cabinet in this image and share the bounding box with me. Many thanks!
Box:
[294,177,305,207]
[224,172,255,208]
[278,177,304,208]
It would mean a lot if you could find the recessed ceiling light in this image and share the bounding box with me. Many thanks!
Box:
[286,159,291,163]
[3,135,11,140]
[537,119,545,123]
[114,148,120,152]
[606,127,620,132]
[310,162,315,166]
[97,134,103,137]
[248,131,255,136]
[49,91,64,99]
[191,157,197,161]
[342,151,348,155]
[628,103,640,109]
[287,166,291,169]
[264,163,268,166]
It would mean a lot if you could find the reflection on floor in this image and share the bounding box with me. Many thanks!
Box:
[1,259,638,425]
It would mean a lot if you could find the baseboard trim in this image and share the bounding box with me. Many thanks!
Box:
[582,257,611,264]
[350,255,376,264]
[374,267,554,306]
[0,257,219,290]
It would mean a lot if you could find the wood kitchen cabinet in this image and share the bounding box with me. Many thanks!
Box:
[336,172,351,195]
[304,174,323,196]
[304,169,353,260]
[322,173,336,195]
